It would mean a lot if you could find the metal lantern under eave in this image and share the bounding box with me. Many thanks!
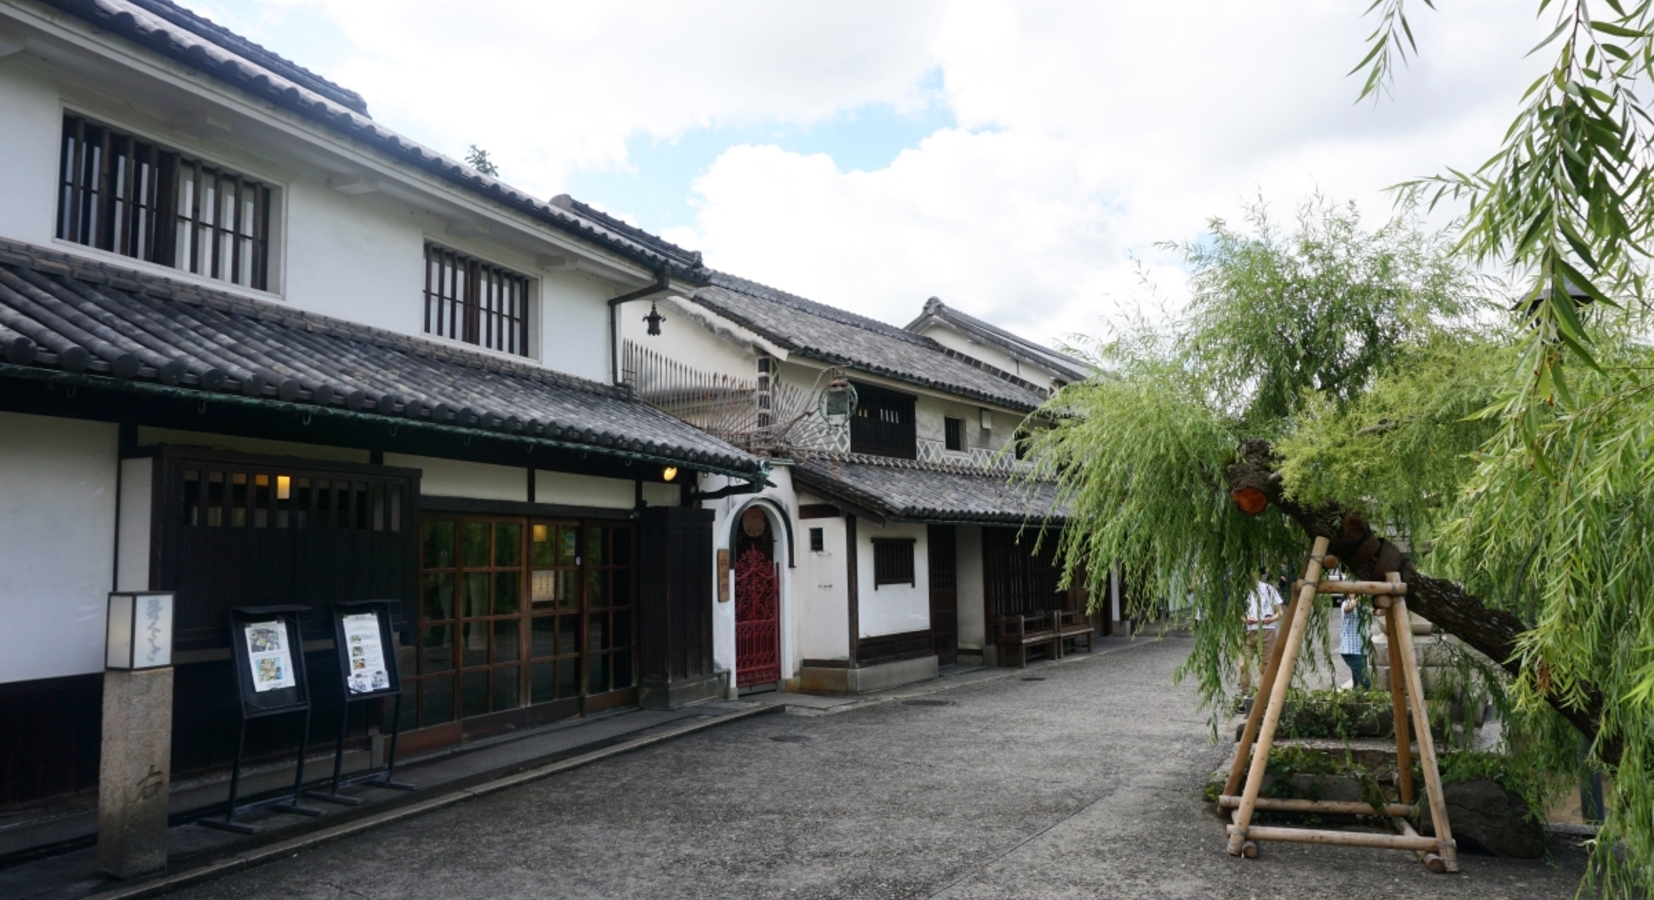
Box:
[643,301,666,336]
[106,591,175,669]
[818,375,857,427]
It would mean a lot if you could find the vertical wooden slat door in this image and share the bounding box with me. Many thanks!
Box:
[927,524,958,665]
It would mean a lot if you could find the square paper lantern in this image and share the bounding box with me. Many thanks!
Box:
[107,592,175,669]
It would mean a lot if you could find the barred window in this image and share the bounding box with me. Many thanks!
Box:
[57,115,271,290]
[944,416,965,452]
[424,243,532,356]
[872,538,916,589]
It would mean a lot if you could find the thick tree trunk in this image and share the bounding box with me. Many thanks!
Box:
[1226,439,1610,757]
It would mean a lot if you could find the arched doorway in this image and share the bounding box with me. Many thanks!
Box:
[734,505,780,689]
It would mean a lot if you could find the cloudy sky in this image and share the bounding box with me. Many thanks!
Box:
[197,0,1551,348]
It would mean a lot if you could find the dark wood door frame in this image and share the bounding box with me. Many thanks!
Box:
[927,524,958,665]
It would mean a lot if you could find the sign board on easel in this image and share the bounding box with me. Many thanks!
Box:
[306,600,416,805]
[202,605,325,833]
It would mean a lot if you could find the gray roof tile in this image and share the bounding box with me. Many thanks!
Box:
[692,273,1052,412]
[0,239,762,476]
[792,454,1064,525]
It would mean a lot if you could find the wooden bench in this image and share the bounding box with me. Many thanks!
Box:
[995,612,1058,668]
[1053,609,1095,657]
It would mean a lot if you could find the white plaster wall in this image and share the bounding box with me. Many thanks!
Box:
[0,60,62,247]
[796,507,849,661]
[382,453,524,501]
[622,296,759,380]
[535,469,634,509]
[956,525,986,650]
[640,482,680,507]
[282,180,424,331]
[0,412,118,682]
[857,520,930,638]
[540,269,611,383]
[115,457,153,592]
[916,324,1024,378]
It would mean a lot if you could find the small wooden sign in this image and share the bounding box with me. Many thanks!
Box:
[717,549,731,603]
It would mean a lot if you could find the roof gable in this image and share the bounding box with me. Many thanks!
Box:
[906,297,1091,383]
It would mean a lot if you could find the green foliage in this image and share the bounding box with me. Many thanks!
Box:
[1273,688,1395,741]
[465,144,500,177]
[1021,197,1484,726]
[1171,197,1478,431]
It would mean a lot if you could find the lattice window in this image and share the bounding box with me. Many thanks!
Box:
[57,115,271,290]
[850,382,917,459]
[944,416,966,452]
[872,538,916,588]
[423,243,532,356]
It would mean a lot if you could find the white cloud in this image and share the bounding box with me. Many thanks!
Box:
[226,0,1555,347]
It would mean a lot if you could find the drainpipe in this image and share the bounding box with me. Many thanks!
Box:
[607,270,672,386]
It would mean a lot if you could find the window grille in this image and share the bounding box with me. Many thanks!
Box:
[57,115,270,290]
[424,243,532,356]
[849,382,917,459]
[872,538,916,588]
[809,527,824,552]
[944,416,965,452]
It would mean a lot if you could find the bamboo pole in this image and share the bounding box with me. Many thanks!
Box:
[1226,536,1330,856]
[1228,823,1441,853]
[1384,600,1416,806]
[1222,588,1302,797]
[1217,795,1414,817]
[1393,815,1449,874]
[1390,580,1459,873]
[1301,580,1408,596]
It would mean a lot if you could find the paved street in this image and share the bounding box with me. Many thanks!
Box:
[165,638,1583,900]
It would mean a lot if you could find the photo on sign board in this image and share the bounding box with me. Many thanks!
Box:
[340,611,393,695]
[244,619,297,692]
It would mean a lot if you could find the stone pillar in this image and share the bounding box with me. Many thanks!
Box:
[97,667,173,879]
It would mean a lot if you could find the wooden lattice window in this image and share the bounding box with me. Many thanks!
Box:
[57,115,271,290]
[850,382,917,459]
[944,416,965,452]
[423,243,532,356]
[872,538,916,589]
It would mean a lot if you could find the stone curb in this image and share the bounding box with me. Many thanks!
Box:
[83,704,782,900]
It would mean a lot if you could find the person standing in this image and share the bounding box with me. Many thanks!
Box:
[1340,594,1371,690]
[1240,568,1283,693]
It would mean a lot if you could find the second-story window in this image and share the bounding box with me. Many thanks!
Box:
[56,115,271,290]
[423,243,532,357]
[944,416,966,452]
[850,382,917,459]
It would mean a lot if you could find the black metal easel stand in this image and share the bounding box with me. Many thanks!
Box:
[305,694,416,806]
[200,708,325,833]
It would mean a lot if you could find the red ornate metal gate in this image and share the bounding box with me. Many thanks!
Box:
[734,544,780,687]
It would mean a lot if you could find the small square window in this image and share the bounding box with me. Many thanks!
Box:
[944,417,965,452]
[809,527,824,552]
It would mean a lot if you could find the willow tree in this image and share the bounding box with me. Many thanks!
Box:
[1027,3,1654,891]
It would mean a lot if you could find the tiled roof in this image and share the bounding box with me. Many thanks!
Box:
[119,0,369,114]
[906,297,1091,383]
[0,240,762,476]
[792,454,1065,525]
[41,0,708,281]
[691,273,1052,412]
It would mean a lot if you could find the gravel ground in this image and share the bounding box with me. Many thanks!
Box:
[164,637,1585,900]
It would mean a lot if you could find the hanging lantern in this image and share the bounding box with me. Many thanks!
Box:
[643,302,665,336]
[817,374,857,427]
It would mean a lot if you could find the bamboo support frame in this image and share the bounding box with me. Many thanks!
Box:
[1217,796,1415,818]
[1227,824,1441,852]
[1385,601,1416,805]
[1293,579,1409,596]
[1222,585,1302,797]
[1226,536,1330,856]
[1224,557,1457,874]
